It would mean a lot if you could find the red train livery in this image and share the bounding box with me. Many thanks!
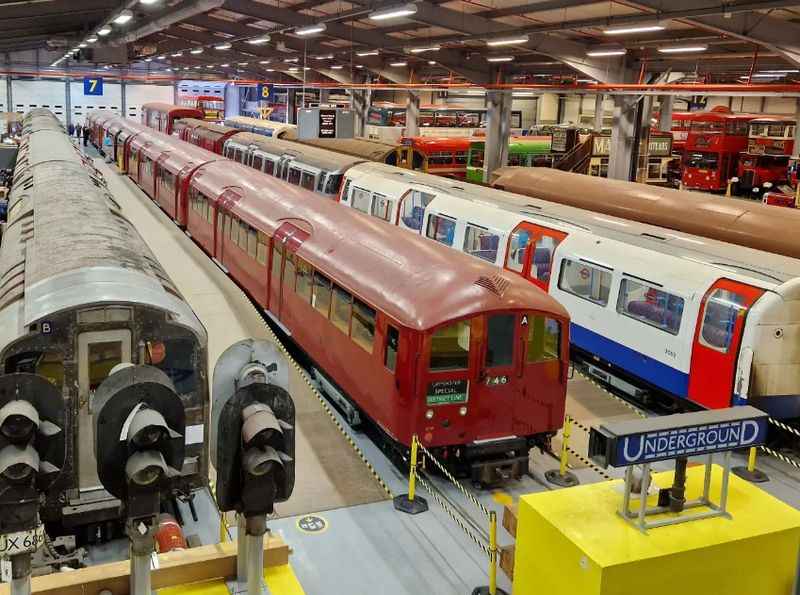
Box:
[92,113,570,482]
[141,102,204,135]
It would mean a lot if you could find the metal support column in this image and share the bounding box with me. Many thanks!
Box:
[405,91,420,138]
[287,90,297,124]
[319,89,330,105]
[6,75,12,115]
[593,94,604,132]
[658,95,674,132]
[483,89,512,183]
[121,80,127,118]
[607,95,638,181]
[65,79,72,127]
[350,88,369,137]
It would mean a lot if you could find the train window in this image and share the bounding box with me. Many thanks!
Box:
[340,179,352,203]
[371,194,392,221]
[385,325,399,373]
[531,236,560,283]
[312,272,332,316]
[429,152,454,166]
[558,259,612,306]
[271,243,282,284]
[508,154,523,166]
[685,152,718,170]
[301,171,316,191]
[331,285,352,333]
[471,149,485,168]
[288,167,302,186]
[506,229,531,273]
[426,213,457,247]
[264,158,275,176]
[351,300,376,353]
[526,317,560,363]
[148,338,197,394]
[88,341,123,390]
[160,169,176,197]
[430,320,470,371]
[36,351,65,388]
[223,214,231,239]
[256,232,269,265]
[325,174,343,195]
[247,227,258,259]
[230,217,240,246]
[699,289,746,353]
[238,222,249,251]
[352,187,372,213]
[463,224,499,263]
[485,314,515,367]
[617,279,684,335]
[253,155,264,171]
[224,145,234,159]
[295,258,313,302]
[317,174,326,193]
[283,252,296,289]
[454,152,467,165]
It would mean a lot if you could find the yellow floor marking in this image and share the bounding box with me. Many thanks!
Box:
[157,563,305,594]
[492,490,514,507]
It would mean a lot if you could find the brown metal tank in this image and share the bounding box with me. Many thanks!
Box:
[490,167,800,259]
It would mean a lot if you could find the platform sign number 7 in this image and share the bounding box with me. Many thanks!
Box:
[84,77,104,96]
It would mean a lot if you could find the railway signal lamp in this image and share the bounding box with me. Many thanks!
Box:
[211,339,294,593]
[0,374,65,595]
[93,365,185,595]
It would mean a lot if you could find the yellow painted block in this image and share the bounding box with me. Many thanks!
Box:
[158,563,305,595]
[513,465,800,595]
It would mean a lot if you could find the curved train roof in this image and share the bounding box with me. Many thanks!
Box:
[183,157,567,331]
[490,167,800,261]
[0,115,205,348]
[295,136,400,162]
[346,161,800,285]
[142,102,203,117]
[224,116,297,139]
[225,131,362,172]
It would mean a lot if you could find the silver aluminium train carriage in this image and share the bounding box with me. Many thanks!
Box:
[0,109,209,531]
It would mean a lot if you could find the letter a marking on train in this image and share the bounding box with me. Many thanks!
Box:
[521,315,528,326]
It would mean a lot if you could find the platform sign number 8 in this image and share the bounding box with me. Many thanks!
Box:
[84,77,104,96]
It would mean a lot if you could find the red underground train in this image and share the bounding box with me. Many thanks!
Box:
[93,113,571,484]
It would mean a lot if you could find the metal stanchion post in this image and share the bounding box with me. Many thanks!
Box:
[237,514,248,587]
[472,511,509,595]
[732,446,769,483]
[9,553,31,595]
[393,435,429,514]
[546,417,579,487]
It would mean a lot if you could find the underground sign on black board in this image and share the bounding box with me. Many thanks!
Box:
[319,109,337,138]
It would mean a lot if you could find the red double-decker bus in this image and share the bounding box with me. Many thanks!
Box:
[681,107,758,192]
[736,117,795,193]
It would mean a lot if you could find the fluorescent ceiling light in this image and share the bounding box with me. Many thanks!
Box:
[603,24,665,35]
[355,64,364,69]
[156,55,165,59]
[587,48,627,56]
[190,48,203,54]
[97,27,111,36]
[316,54,334,60]
[760,69,800,73]
[266,68,275,72]
[140,0,159,4]
[487,56,514,62]
[144,58,152,62]
[288,67,299,72]
[238,62,248,66]
[260,60,271,64]
[87,37,98,43]
[408,46,440,53]
[486,35,529,47]
[284,57,299,63]
[79,43,87,48]
[356,49,379,57]
[221,63,230,67]
[369,3,417,21]
[295,24,326,36]
[390,61,407,67]
[513,91,535,97]
[214,42,232,50]
[113,10,133,24]
[247,36,270,45]
[750,73,783,78]
[304,67,310,70]
[171,52,183,57]
[576,78,596,83]
[331,64,343,69]
[428,60,436,65]
[658,45,708,53]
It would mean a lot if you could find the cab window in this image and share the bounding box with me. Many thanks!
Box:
[485,314,514,367]
[351,299,376,353]
[527,317,560,363]
[371,193,392,221]
[699,289,745,352]
[430,320,470,371]
[147,338,197,394]
[351,187,371,213]
[385,325,399,372]
[325,174,343,195]
[400,190,435,231]
[301,171,316,191]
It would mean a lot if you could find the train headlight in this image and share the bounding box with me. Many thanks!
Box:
[128,408,171,449]
[0,401,39,444]
[459,406,468,417]
[125,451,168,487]
[425,409,434,420]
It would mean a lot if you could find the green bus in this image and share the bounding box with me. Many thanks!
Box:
[466,136,553,183]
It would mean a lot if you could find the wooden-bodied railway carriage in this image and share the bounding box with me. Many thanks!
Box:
[141,102,203,135]
[2,110,209,531]
[116,125,571,481]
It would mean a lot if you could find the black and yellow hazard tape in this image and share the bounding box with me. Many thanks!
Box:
[768,417,800,440]
[759,444,800,471]
[565,445,614,481]
[415,441,491,520]
[415,470,491,557]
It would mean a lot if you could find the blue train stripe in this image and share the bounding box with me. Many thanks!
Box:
[570,323,690,398]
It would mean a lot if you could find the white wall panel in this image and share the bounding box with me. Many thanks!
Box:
[125,84,173,122]
[0,79,9,114]
[11,80,68,123]
[70,81,122,125]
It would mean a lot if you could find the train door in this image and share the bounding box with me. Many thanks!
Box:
[397,188,436,233]
[687,279,764,409]
[77,329,132,489]
[504,222,567,291]
[268,222,310,317]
